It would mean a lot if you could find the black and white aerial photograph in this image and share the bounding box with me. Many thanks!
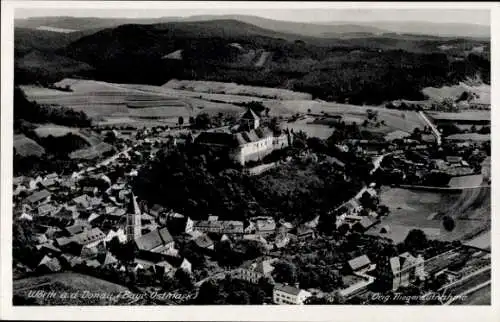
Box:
[3,1,493,312]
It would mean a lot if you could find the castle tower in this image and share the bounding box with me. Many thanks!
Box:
[240,107,260,130]
[126,193,142,242]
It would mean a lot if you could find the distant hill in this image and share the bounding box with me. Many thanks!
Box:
[350,21,490,39]
[14,27,97,56]
[15,49,94,84]
[181,14,387,37]
[14,16,177,31]
[15,15,489,39]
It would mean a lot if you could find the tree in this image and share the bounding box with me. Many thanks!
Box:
[196,280,222,304]
[226,290,251,304]
[194,113,211,129]
[272,260,297,284]
[378,205,390,216]
[178,116,184,126]
[442,215,456,232]
[174,268,194,290]
[359,191,378,210]
[403,229,428,253]
[104,130,117,144]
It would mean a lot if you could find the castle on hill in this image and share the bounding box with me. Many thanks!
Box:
[195,108,292,165]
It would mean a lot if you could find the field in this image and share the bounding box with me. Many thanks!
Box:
[22,78,429,133]
[21,79,253,126]
[422,82,490,104]
[282,117,335,139]
[366,186,490,244]
[13,272,132,305]
[448,175,484,188]
[14,134,45,157]
[428,111,490,122]
[163,79,312,100]
[465,231,491,250]
[34,124,81,137]
[445,133,490,142]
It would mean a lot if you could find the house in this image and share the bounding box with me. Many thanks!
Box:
[193,220,223,234]
[162,212,194,235]
[60,253,83,268]
[446,156,463,164]
[296,225,316,241]
[134,227,175,254]
[251,216,276,236]
[274,233,291,249]
[353,217,377,232]
[338,274,375,299]
[72,194,95,209]
[37,256,62,273]
[273,283,312,305]
[193,234,215,251]
[98,252,118,266]
[104,228,127,244]
[195,108,292,165]
[28,176,43,190]
[35,243,62,257]
[134,251,192,278]
[231,257,278,284]
[18,212,33,221]
[278,221,294,232]
[150,204,165,217]
[342,199,363,216]
[377,252,425,291]
[347,255,372,273]
[220,221,244,237]
[65,223,91,236]
[25,189,51,207]
[37,203,58,216]
[56,227,106,249]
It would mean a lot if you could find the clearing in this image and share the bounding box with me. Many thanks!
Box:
[34,124,100,146]
[282,117,335,139]
[366,186,490,244]
[14,134,45,157]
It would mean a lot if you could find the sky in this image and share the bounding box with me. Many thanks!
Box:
[15,6,490,26]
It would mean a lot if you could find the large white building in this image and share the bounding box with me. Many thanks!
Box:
[273,283,312,305]
[195,108,292,165]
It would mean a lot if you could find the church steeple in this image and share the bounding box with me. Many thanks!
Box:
[126,192,142,242]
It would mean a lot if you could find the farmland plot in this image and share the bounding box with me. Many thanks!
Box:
[14,134,45,157]
[367,186,490,243]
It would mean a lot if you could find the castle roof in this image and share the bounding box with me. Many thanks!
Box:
[241,108,260,120]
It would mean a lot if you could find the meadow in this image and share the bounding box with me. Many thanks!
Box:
[14,134,45,157]
[366,186,490,244]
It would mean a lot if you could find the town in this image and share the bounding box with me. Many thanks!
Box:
[13,100,491,305]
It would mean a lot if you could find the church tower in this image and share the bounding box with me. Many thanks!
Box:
[239,107,260,131]
[126,192,142,242]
